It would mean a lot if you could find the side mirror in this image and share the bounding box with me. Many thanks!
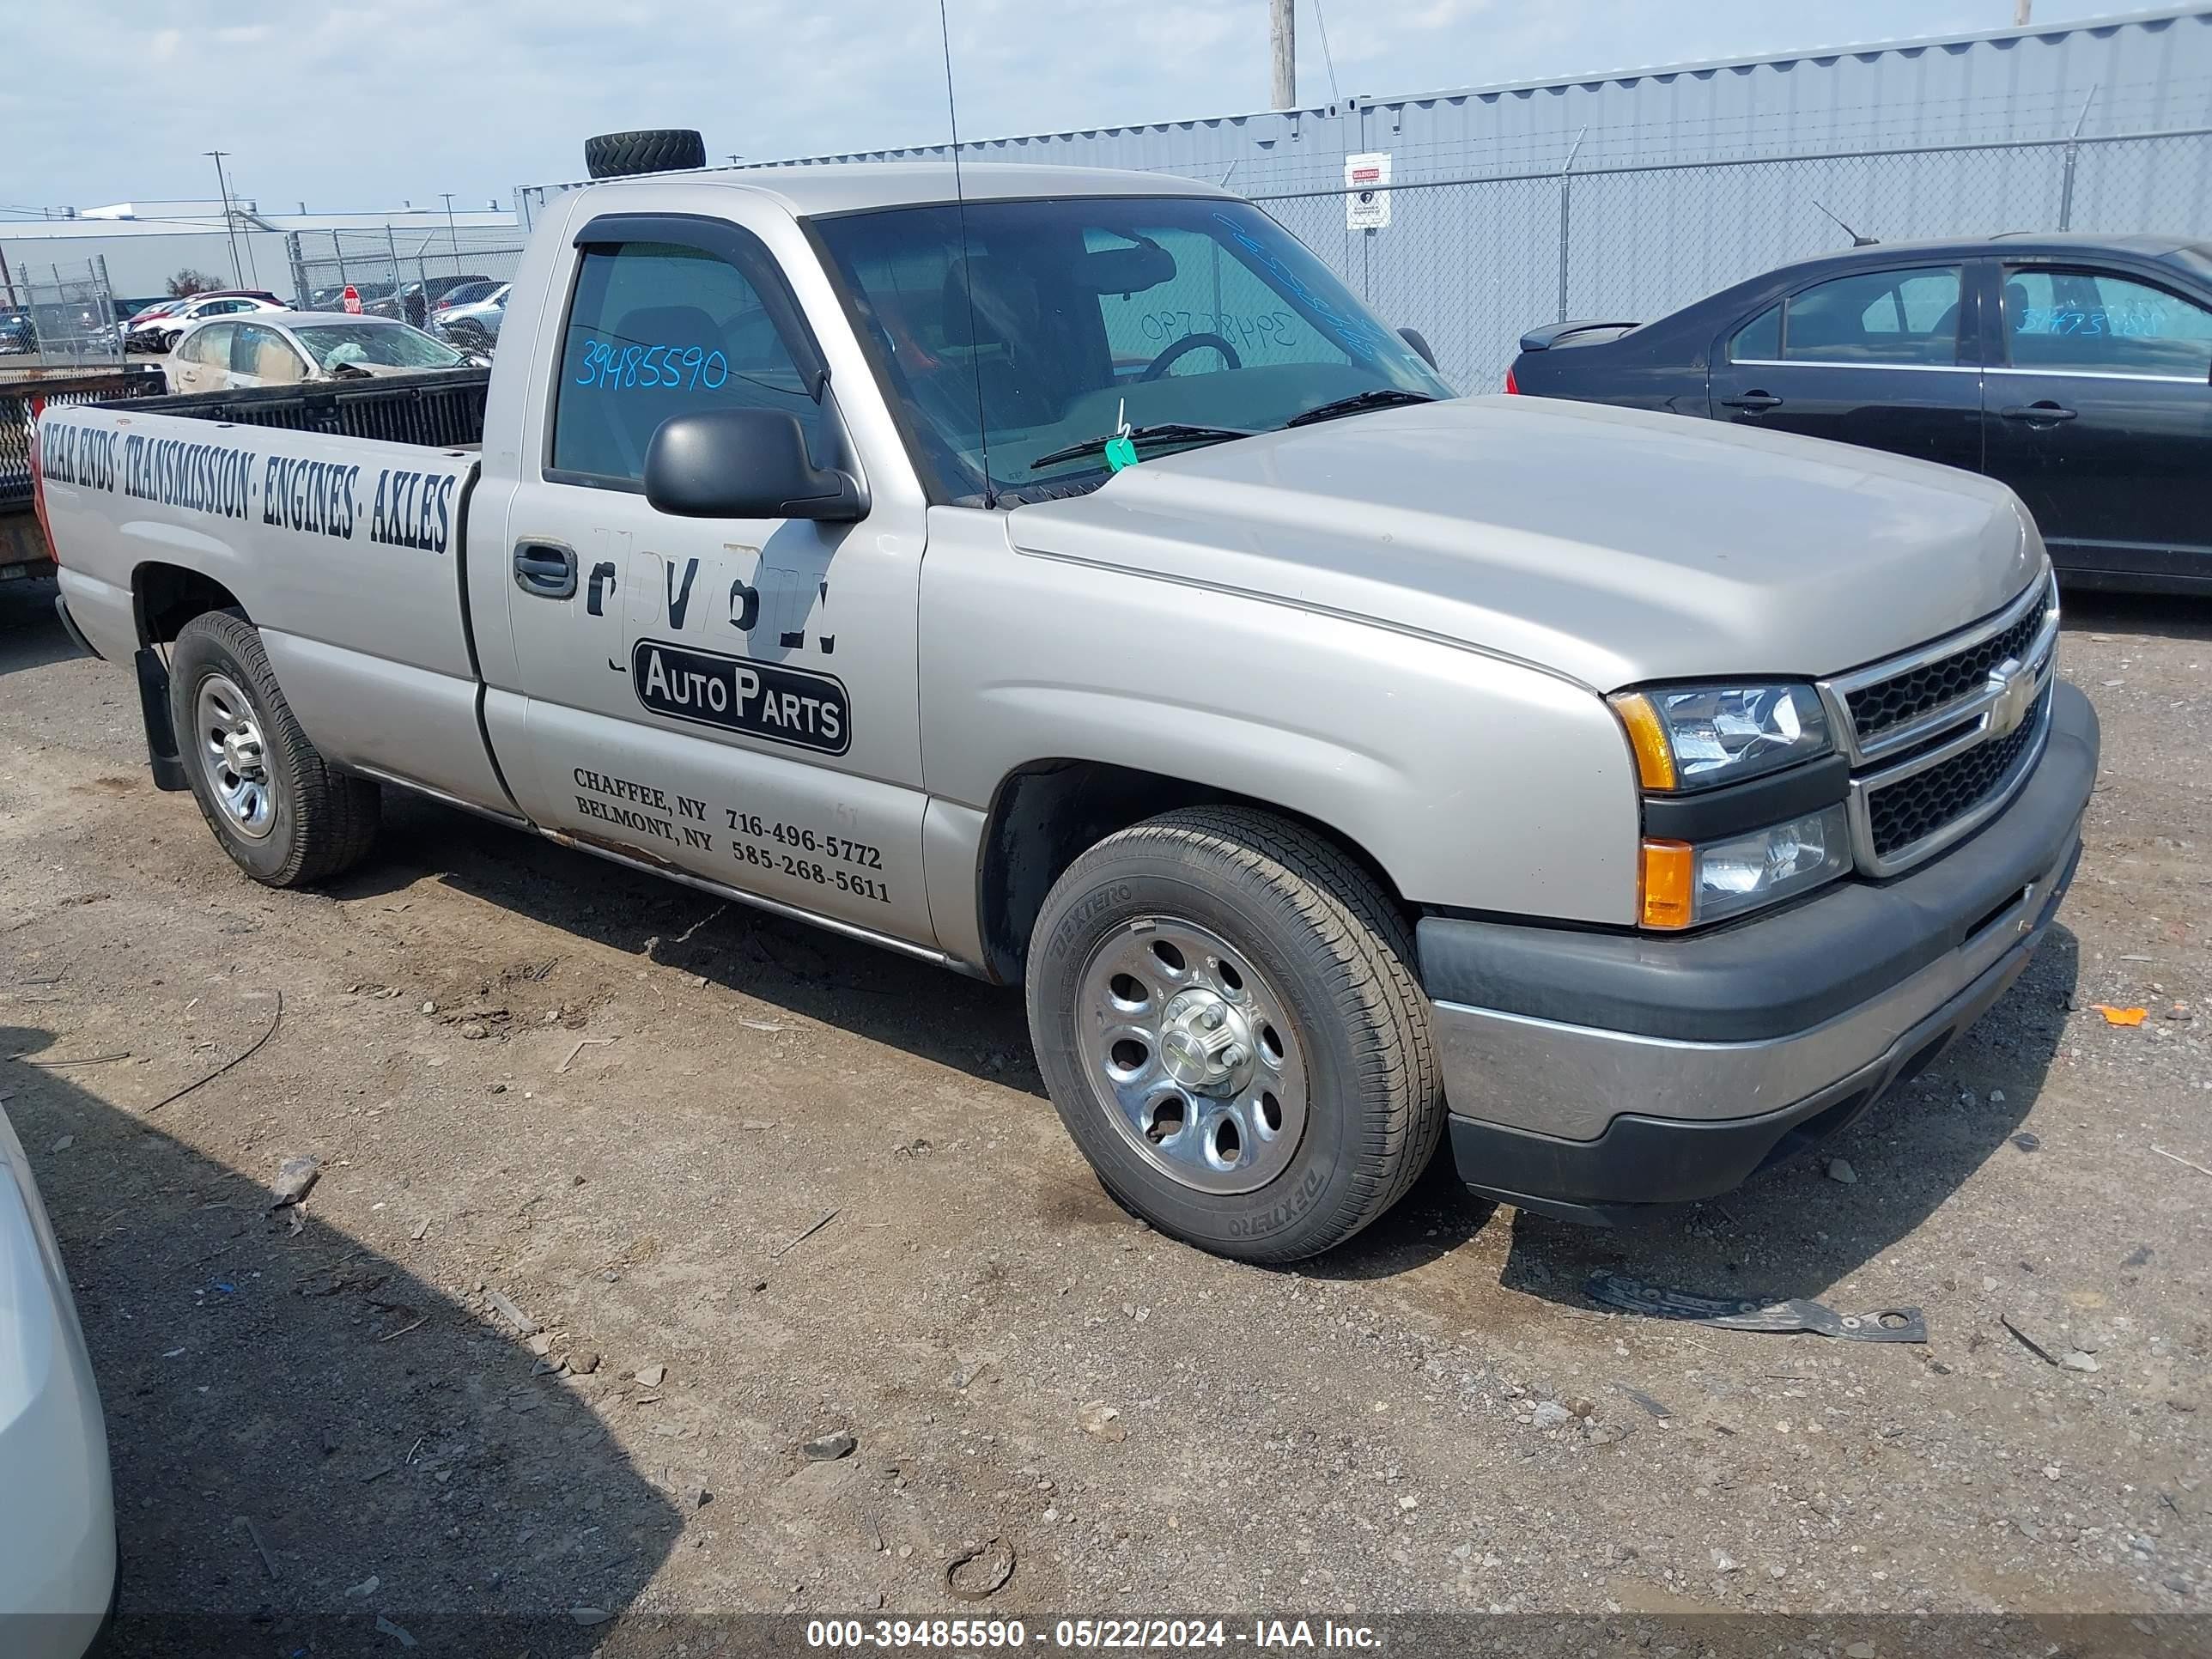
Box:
[1399,326,1438,371]
[644,408,868,522]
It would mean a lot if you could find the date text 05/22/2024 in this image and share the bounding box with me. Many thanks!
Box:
[804,1619,1381,1650]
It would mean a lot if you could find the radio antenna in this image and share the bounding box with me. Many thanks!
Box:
[939,0,995,507]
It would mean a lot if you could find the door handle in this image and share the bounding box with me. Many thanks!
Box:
[513,542,577,599]
[2000,401,2077,423]
[1722,392,1783,411]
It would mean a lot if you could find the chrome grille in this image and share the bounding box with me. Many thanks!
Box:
[1864,692,2045,861]
[1846,603,2045,744]
[1820,573,2060,878]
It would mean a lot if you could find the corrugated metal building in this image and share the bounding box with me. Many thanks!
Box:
[518,4,2212,387]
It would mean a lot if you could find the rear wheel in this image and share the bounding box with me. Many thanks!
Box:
[1026,805,1443,1263]
[169,611,380,887]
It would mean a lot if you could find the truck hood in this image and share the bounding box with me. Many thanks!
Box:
[1006,395,2040,691]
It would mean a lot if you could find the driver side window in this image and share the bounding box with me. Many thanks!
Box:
[550,240,823,488]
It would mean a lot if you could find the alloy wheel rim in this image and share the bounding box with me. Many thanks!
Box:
[195,672,276,840]
[1075,918,1309,1194]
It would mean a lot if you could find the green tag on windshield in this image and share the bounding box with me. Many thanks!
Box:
[1103,434,1139,472]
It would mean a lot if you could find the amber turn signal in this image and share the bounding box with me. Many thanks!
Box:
[1609,691,1679,791]
[1638,838,1695,931]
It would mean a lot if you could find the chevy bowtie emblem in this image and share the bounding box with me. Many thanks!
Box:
[1985,657,2037,738]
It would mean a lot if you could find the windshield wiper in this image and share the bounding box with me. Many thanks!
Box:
[1281,387,1437,428]
[1027,422,1257,471]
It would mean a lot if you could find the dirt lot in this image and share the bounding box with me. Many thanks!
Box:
[0,574,2206,1652]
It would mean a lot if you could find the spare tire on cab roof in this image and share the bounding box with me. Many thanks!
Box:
[584,129,708,179]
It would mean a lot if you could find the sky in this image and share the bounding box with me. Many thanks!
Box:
[1,0,2160,216]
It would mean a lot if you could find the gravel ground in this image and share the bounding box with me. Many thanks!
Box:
[0,574,2204,1651]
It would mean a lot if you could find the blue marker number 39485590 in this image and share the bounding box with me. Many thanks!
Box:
[574,339,729,391]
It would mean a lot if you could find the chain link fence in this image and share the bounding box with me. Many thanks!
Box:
[1,258,123,368]
[1245,126,2212,392]
[283,229,526,331]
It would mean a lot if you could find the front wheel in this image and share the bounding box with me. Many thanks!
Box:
[169,611,380,887]
[1026,806,1443,1263]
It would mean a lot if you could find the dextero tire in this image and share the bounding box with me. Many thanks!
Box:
[1026,805,1443,1264]
[583,128,708,179]
[168,611,380,887]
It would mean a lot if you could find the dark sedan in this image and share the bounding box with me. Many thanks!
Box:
[1509,234,2212,593]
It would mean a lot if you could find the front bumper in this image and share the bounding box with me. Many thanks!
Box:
[1422,679,2098,1223]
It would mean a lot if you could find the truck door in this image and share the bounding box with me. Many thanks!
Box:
[481,209,934,946]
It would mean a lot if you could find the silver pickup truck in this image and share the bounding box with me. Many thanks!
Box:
[33,143,2097,1261]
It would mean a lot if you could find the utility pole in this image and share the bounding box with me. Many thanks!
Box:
[206,150,243,287]
[1270,0,1295,109]
[441,191,460,276]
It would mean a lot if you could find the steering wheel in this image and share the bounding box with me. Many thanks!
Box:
[1140,331,1243,380]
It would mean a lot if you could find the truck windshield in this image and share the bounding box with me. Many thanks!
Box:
[813,197,1453,503]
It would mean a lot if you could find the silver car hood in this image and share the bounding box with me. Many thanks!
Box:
[1006,395,2040,691]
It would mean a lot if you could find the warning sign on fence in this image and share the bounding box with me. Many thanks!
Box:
[1345,151,1392,230]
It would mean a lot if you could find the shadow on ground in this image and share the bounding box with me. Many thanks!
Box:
[3,1024,682,1656]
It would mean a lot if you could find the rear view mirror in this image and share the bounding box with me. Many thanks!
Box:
[645,409,868,522]
[1072,241,1176,297]
[1399,326,1438,370]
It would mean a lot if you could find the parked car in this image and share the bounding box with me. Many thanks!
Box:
[0,307,32,355]
[384,274,492,327]
[125,290,283,355]
[0,1092,117,1656]
[167,311,481,393]
[36,137,2094,1261]
[431,281,508,349]
[303,281,398,314]
[1509,234,2212,593]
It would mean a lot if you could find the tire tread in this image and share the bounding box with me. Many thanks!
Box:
[173,611,380,887]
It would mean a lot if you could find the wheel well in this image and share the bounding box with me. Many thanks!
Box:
[136,562,244,646]
[975,760,1409,986]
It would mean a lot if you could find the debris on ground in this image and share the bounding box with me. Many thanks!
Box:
[1584,1272,1925,1341]
[770,1207,840,1259]
[1078,1402,1126,1443]
[2001,1310,2067,1366]
[1612,1383,1673,1420]
[635,1364,666,1387]
[268,1157,320,1208]
[2090,1004,2148,1026]
[945,1536,1016,1600]
[374,1613,417,1649]
[1531,1401,1572,1430]
[1825,1158,1857,1184]
[2151,1146,2212,1178]
[557,1036,617,1073]
[568,1350,601,1376]
[484,1287,539,1336]
[802,1431,856,1461]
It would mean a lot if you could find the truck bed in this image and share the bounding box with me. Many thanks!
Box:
[124,367,491,450]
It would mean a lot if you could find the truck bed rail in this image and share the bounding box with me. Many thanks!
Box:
[127,368,491,452]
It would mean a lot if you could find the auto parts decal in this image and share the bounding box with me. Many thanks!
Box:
[632,637,848,755]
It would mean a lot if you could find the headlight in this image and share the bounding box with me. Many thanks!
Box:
[1639,805,1851,929]
[1610,683,1831,792]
